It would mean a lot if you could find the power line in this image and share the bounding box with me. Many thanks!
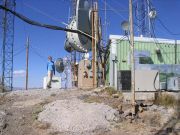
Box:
[147,0,180,36]
[21,0,28,37]
[23,2,67,25]
[14,47,26,57]
[100,0,126,20]
[157,18,180,36]
[29,45,46,62]
[0,5,92,39]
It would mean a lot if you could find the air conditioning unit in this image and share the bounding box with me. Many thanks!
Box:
[167,77,180,91]
[160,82,167,90]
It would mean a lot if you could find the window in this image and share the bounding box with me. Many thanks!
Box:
[139,57,154,64]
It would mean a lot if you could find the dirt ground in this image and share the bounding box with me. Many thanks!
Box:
[0,88,179,135]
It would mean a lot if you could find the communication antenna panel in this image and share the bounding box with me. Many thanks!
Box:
[65,0,92,53]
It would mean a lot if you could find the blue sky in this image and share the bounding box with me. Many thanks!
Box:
[11,0,180,88]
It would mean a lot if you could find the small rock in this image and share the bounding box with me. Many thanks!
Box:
[150,128,157,132]
[0,111,6,130]
[93,88,103,93]
[148,105,158,111]
[112,94,119,98]
[117,105,122,111]
[166,127,173,133]
[139,106,144,113]
[143,101,154,106]
[113,116,121,123]
[34,121,50,129]
[123,109,132,117]
[127,118,133,123]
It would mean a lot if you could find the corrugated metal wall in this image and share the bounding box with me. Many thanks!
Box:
[116,40,180,71]
[106,38,180,85]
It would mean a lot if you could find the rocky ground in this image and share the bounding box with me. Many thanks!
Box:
[0,88,179,135]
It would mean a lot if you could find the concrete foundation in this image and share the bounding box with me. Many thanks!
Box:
[123,92,155,101]
[78,60,94,89]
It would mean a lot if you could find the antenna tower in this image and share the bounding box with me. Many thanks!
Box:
[0,0,15,92]
[135,0,151,37]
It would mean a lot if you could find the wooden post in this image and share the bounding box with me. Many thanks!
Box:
[25,36,29,90]
[91,5,95,88]
[175,40,177,64]
[129,0,136,114]
[94,2,98,87]
[92,2,98,88]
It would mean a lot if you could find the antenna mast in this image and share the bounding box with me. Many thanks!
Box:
[136,0,151,37]
[0,0,15,92]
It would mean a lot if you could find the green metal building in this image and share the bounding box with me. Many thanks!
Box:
[107,35,180,91]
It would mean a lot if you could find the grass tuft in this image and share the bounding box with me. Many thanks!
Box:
[103,87,117,95]
[32,106,44,120]
[33,120,51,130]
[103,87,123,97]
[154,93,179,107]
[84,96,102,103]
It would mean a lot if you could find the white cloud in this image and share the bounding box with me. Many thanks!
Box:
[13,70,26,77]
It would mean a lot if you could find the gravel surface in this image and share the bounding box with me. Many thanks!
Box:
[0,89,179,135]
[0,111,6,132]
[38,99,119,135]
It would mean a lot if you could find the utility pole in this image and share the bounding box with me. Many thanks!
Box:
[175,40,177,64]
[129,0,136,114]
[91,3,95,88]
[25,36,29,90]
[92,2,98,88]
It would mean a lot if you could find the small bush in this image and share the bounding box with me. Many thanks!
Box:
[32,98,53,120]
[0,84,5,92]
[154,93,178,107]
[103,87,123,97]
[84,96,102,103]
[33,120,50,130]
[103,87,117,95]
[32,106,43,120]
[50,93,56,97]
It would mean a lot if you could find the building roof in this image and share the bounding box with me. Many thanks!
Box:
[109,35,180,45]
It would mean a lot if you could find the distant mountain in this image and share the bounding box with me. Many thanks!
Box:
[13,87,43,91]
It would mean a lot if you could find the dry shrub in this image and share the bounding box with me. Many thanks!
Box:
[50,93,56,97]
[33,120,50,130]
[84,96,102,103]
[32,98,54,120]
[140,111,161,127]
[154,93,179,107]
[32,105,44,120]
[103,87,122,97]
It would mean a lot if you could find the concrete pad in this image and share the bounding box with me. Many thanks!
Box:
[123,92,155,101]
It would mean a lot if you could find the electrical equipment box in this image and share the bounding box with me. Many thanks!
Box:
[135,70,159,91]
[167,77,180,91]
[160,82,167,90]
[78,60,94,89]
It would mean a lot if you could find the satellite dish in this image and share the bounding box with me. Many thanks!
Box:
[149,9,157,19]
[121,21,129,31]
[64,0,92,53]
[55,58,64,73]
